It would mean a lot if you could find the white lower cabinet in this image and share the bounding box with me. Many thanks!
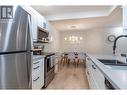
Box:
[92,64,106,89]
[86,56,105,89]
[32,68,43,89]
[32,57,44,89]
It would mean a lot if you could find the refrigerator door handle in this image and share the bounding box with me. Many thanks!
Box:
[28,53,32,89]
[27,13,33,51]
[27,14,33,89]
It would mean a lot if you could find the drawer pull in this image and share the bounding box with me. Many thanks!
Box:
[33,77,40,82]
[87,57,90,60]
[33,66,40,70]
[33,61,40,64]
[92,65,96,69]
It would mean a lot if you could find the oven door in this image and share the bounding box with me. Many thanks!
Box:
[45,56,54,72]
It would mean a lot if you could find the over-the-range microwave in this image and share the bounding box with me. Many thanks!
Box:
[34,27,49,43]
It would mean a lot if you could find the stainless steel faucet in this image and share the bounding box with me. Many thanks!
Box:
[113,35,127,55]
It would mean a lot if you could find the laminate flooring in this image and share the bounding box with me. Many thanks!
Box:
[46,62,89,89]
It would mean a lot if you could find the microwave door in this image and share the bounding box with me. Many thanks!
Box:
[37,27,49,43]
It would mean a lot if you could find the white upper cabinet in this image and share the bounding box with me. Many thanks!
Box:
[37,14,48,30]
[31,13,38,41]
[123,6,127,30]
[22,6,49,42]
[32,11,48,41]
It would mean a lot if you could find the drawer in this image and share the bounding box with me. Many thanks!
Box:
[32,77,43,89]
[33,65,40,71]
[33,59,41,66]
[32,65,42,78]
[33,76,40,83]
[32,68,43,89]
[32,62,42,76]
[32,59,42,71]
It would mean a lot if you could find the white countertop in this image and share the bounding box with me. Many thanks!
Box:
[33,55,45,60]
[33,53,55,60]
[86,54,127,89]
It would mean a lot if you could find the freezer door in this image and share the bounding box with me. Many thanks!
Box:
[0,53,30,89]
[0,6,30,52]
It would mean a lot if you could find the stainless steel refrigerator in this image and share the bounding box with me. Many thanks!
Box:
[0,6,33,89]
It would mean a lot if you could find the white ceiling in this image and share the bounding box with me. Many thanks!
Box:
[32,6,115,21]
[32,6,122,32]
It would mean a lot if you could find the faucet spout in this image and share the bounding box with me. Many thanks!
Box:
[113,35,127,55]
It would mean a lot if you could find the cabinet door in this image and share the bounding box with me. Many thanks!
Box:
[123,6,127,31]
[86,57,91,69]
[31,13,37,41]
[32,67,42,89]
[123,6,127,27]
[86,57,97,89]
[86,68,92,88]
[86,57,105,89]
[90,69,99,89]
[92,64,105,89]
[32,58,44,89]
[88,61,99,89]
[37,14,47,29]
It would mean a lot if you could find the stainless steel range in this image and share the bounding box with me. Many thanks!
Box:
[44,53,55,87]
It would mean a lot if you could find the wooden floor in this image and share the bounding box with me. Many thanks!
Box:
[46,62,89,89]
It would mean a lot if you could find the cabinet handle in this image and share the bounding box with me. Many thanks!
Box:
[87,57,90,60]
[33,66,40,70]
[92,65,96,69]
[33,61,40,64]
[33,76,40,82]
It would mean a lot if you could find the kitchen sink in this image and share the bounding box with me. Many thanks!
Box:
[98,59,127,66]
[106,65,127,70]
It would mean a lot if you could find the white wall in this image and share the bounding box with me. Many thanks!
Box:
[44,22,60,53]
[85,26,127,54]
[59,26,127,54]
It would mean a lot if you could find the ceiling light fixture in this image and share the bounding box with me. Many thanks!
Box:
[80,37,83,40]
[64,37,67,40]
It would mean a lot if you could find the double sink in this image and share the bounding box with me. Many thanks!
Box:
[98,59,127,70]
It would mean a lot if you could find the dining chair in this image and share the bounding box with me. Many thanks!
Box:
[60,53,68,66]
[55,52,62,72]
[67,52,76,67]
[77,52,86,67]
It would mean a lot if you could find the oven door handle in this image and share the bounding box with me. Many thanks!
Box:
[46,57,50,59]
